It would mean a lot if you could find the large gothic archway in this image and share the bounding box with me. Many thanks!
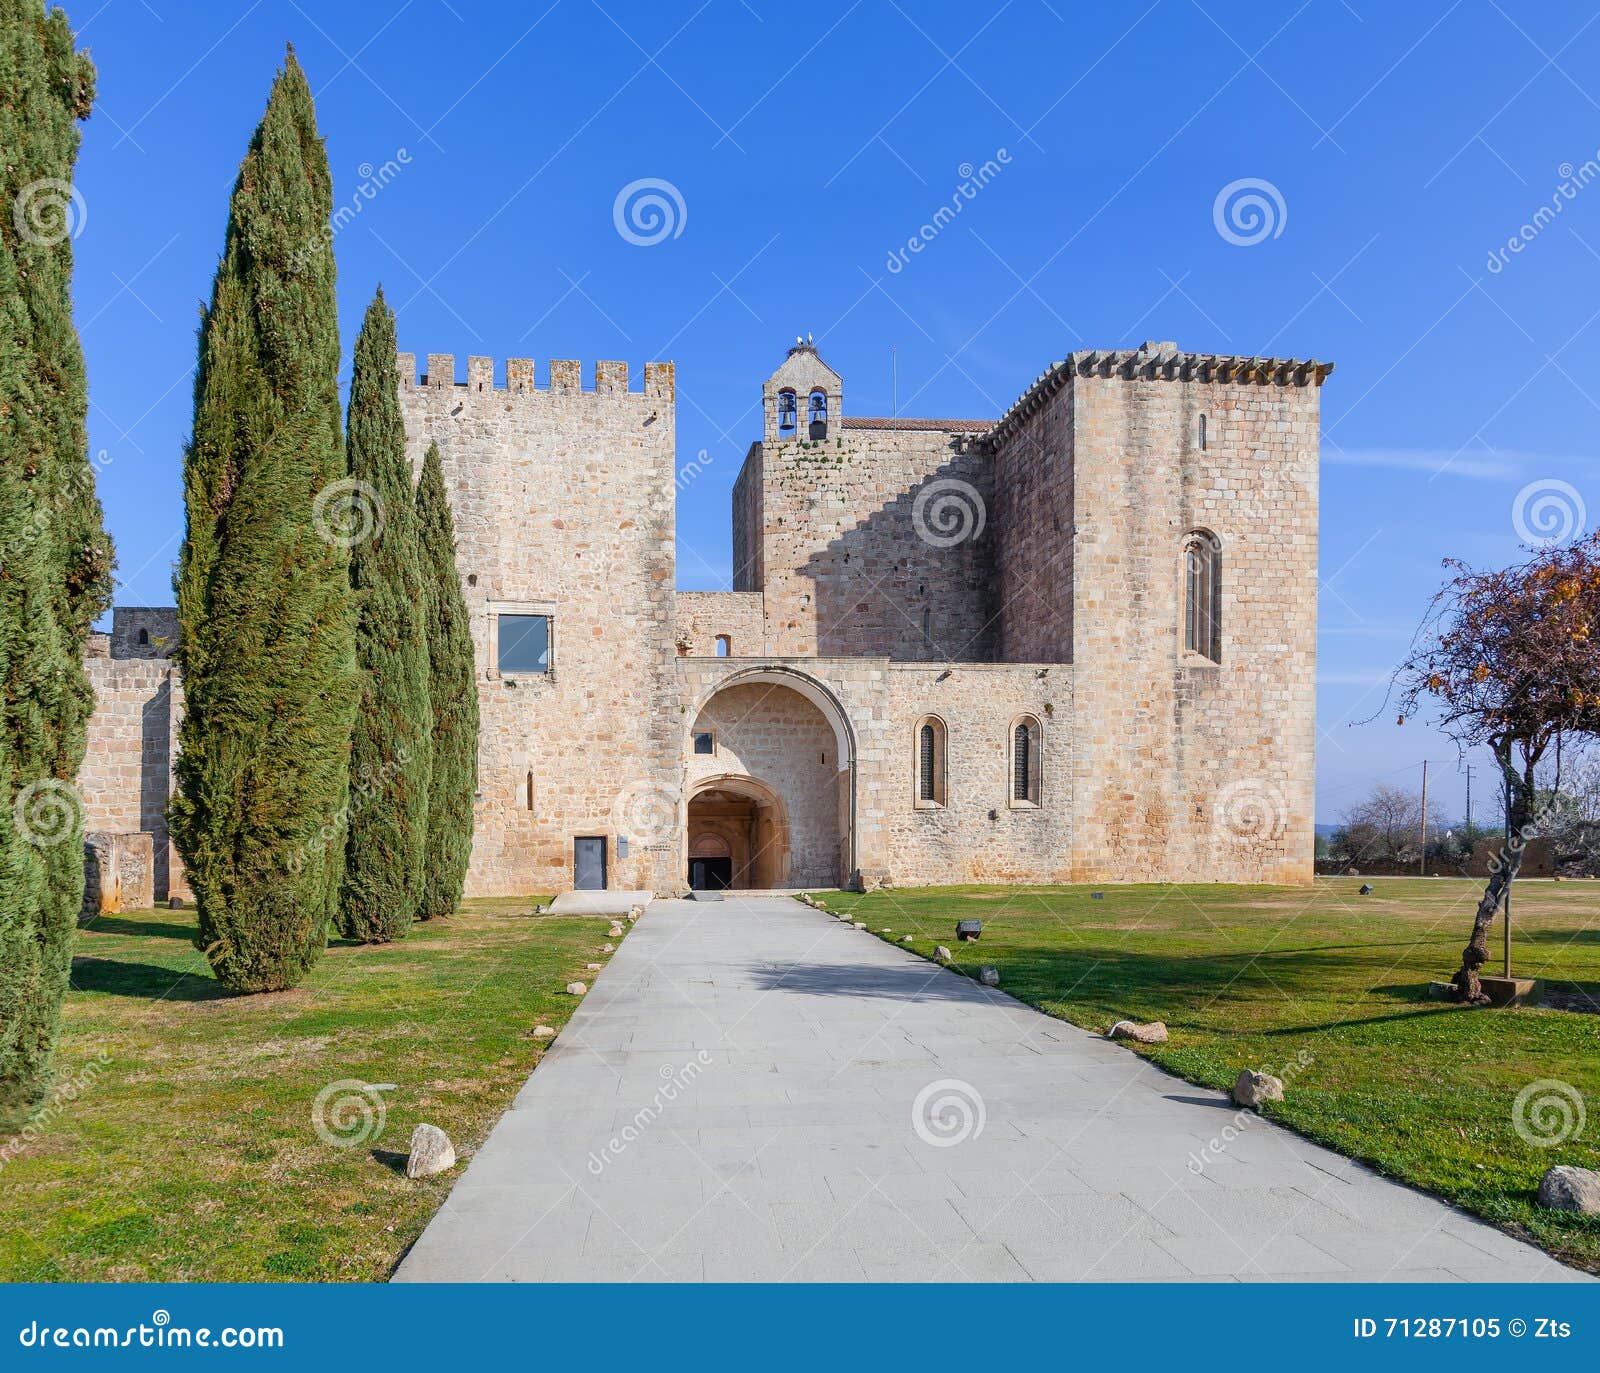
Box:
[684,668,855,890]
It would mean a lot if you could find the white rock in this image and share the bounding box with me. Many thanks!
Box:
[602,942,614,952]
[586,962,602,971]
[531,1025,556,1040]
[608,923,624,938]
[406,1124,456,1179]
[1108,1019,1169,1045]
[1538,1165,1600,1215]
[628,904,644,921]
[978,966,1000,987]
[566,981,587,996]
[934,945,952,961]
[1232,1070,1284,1109]
[901,935,913,943]
[853,921,866,930]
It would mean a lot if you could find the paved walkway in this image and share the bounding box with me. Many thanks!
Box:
[395,895,1588,1283]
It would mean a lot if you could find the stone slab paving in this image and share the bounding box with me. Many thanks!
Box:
[395,895,1591,1284]
[548,890,653,915]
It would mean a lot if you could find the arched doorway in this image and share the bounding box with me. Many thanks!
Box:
[686,775,787,889]
[683,668,855,890]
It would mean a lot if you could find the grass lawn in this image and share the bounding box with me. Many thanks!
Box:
[815,876,1600,1273]
[0,899,616,1282]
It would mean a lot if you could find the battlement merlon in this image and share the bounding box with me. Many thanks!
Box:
[396,351,675,400]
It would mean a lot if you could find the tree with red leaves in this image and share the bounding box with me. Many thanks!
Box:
[1394,532,1600,1004]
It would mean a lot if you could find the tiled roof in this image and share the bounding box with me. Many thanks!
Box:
[985,341,1334,450]
[842,415,993,433]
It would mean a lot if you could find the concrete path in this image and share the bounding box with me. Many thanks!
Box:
[395,895,1589,1283]
[548,890,652,915]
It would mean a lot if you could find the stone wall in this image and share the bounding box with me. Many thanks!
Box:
[736,430,997,661]
[996,345,1321,885]
[675,658,1071,890]
[80,653,180,902]
[674,591,767,657]
[398,351,682,896]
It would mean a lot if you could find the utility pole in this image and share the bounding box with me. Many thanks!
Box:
[1419,759,1428,876]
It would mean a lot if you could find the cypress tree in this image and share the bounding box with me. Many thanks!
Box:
[169,47,356,992]
[0,0,113,1109]
[336,289,432,942]
[414,442,478,920]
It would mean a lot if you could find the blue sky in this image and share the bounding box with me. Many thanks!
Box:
[69,0,1598,824]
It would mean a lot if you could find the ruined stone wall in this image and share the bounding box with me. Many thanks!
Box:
[80,652,180,902]
[1058,362,1320,885]
[744,431,996,661]
[398,351,680,896]
[674,591,767,657]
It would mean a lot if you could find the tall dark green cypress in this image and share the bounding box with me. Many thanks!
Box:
[414,443,477,920]
[336,289,431,942]
[169,48,356,992]
[0,1,113,1110]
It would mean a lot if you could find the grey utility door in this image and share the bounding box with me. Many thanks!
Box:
[573,837,607,890]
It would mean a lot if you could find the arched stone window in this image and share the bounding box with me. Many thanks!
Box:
[1197,413,1207,450]
[1183,531,1221,663]
[1010,715,1041,806]
[807,389,828,440]
[778,389,797,436]
[914,716,947,808]
[715,634,731,657]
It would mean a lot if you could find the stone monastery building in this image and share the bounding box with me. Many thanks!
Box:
[81,337,1331,903]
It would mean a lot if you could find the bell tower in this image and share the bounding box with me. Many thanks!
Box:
[762,335,843,443]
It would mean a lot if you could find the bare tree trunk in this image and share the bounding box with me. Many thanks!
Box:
[1453,743,1533,1005]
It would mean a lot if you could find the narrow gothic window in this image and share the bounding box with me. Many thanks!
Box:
[1011,717,1041,805]
[526,771,535,811]
[921,608,932,645]
[914,716,946,807]
[138,628,149,645]
[715,634,731,657]
[778,390,797,436]
[1197,413,1207,449]
[1184,533,1221,663]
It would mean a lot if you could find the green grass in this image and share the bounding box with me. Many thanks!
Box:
[0,899,617,1282]
[813,876,1600,1273]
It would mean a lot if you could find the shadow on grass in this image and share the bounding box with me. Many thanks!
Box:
[70,955,230,1002]
[372,1148,409,1175]
[77,915,195,941]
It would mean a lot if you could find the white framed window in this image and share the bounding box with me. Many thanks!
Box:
[490,601,556,677]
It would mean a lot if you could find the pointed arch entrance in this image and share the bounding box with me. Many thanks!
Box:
[684,667,856,890]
